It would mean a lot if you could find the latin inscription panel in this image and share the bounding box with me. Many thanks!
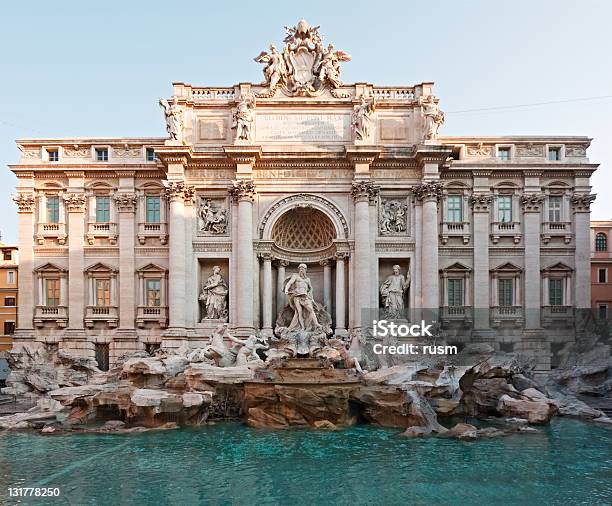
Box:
[256,113,350,142]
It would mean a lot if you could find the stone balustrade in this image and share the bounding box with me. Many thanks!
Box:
[34,305,68,328]
[490,221,522,244]
[85,305,119,328]
[136,305,168,328]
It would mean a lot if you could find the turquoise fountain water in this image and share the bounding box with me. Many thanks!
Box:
[1,419,611,505]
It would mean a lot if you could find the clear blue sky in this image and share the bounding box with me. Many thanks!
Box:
[1,0,611,244]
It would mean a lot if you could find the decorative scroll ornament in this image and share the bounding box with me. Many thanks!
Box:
[231,94,255,142]
[159,97,185,144]
[63,192,87,212]
[352,96,376,142]
[470,193,493,212]
[254,19,351,97]
[229,179,256,202]
[520,193,545,212]
[351,180,380,203]
[571,193,596,212]
[12,193,36,213]
[412,182,443,201]
[114,192,138,213]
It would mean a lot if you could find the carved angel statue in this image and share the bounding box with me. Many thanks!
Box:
[421,95,445,140]
[315,44,351,89]
[254,45,288,93]
[352,95,376,141]
[159,97,184,144]
[232,94,255,141]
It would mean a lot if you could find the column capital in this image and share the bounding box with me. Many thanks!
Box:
[12,192,36,213]
[412,182,443,202]
[470,193,493,212]
[521,193,545,212]
[164,181,195,203]
[63,192,87,212]
[114,192,138,213]
[571,193,596,212]
[351,180,379,203]
[320,259,331,267]
[229,179,256,202]
[258,252,273,261]
[275,259,290,268]
[335,251,350,260]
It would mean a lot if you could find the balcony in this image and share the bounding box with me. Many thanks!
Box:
[542,305,574,327]
[85,305,118,328]
[491,222,521,244]
[137,222,168,245]
[136,305,168,328]
[86,222,118,245]
[541,222,572,244]
[491,306,523,327]
[36,222,66,245]
[440,306,473,326]
[34,305,68,328]
[440,222,470,244]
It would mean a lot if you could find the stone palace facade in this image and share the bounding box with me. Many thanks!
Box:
[9,20,597,369]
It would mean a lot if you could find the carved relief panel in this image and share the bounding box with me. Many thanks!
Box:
[378,196,409,236]
[197,196,230,236]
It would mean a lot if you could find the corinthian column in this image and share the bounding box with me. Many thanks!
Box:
[114,192,138,329]
[335,252,348,336]
[64,192,87,330]
[522,193,544,329]
[230,179,255,333]
[351,181,379,330]
[471,193,493,331]
[260,252,273,336]
[572,193,596,310]
[321,259,332,313]
[276,259,289,320]
[412,182,442,312]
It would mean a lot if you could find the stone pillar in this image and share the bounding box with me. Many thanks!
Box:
[321,259,332,313]
[166,182,189,332]
[335,252,348,336]
[114,192,137,329]
[572,194,595,309]
[471,194,493,332]
[412,182,442,312]
[351,181,379,330]
[64,192,87,330]
[230,179,256,333]
[276,259,289,319]
[522,194,544,329]
[12,192,36,335]
[260,252,273,336]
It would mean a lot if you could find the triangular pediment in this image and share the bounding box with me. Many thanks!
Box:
[33,262,66,273]
[136,263,167,273]
[441,262,471,272]
[542,262,573,273]
[84,262,117,274]
[491,262,522,272]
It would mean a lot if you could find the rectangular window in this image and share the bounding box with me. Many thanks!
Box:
[3,251,11,260]
[549,278,564,306]
[447,278,464,307]
[598,268,607,283]
[548,147,560,161]
[96,196,111,222]
[146,279,161,307]
[447,196,463,223]
[146,148,156,162]
[7,271,15,284]
[146,196,161,223]
[598,304,608,320]
[4,297,16,307]
[498,279,513,306]
[47,149,59,162]
[548,196,562,222]
[47,196,60,223]
[95,148,108,161]
[497,196,512,223]
[46,279,60,307]
[498,147,511,161]
[3,321,15,335]
[95,279,111,307]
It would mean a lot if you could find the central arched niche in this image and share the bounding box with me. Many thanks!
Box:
[271,207,336,254]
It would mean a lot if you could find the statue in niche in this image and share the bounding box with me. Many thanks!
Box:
[232,94,255,141]
[421,95,445,140]
[159,97,184,144]
[198,199,228,234]
[284,263,321,332]
[199,266,228,321]
[352,95,376,141]
[379,200,408,235]
[380,265,410,318]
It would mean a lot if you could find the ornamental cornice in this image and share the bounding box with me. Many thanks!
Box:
[229,179,256,202]
[63,192,87,212]
[521,193,545,212]
[571,193,596,212]
[224,146,262,167]
[471,170,491,177]
[345,147,380,166]
[12,192,36,213]
[523,170,543,177]
[470,193,494,212]
[64,171,85,178]
[113,192,138,213]
[115,170,136,178]
[351,180,380,203]
[411,182,443,202]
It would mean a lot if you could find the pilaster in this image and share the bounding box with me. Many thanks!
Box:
[471,191,493,332]
[521,192,545,329]
[572,193,596,310]
[114,190,137,331]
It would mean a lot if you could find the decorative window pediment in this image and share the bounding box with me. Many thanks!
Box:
[491,262,522,273]
[441,262,471,273]
[541,262,573,274]
[34,262,67,274]
[84,262,118,275]
[137,263,168,274]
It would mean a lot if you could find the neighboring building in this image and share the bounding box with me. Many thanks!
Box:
[591,221,612,320]
[0,242,18,351]
[8,20,598,372]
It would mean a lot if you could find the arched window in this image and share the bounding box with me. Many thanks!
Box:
[596,232,608,252]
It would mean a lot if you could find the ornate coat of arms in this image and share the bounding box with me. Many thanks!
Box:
[254,19,351,97]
